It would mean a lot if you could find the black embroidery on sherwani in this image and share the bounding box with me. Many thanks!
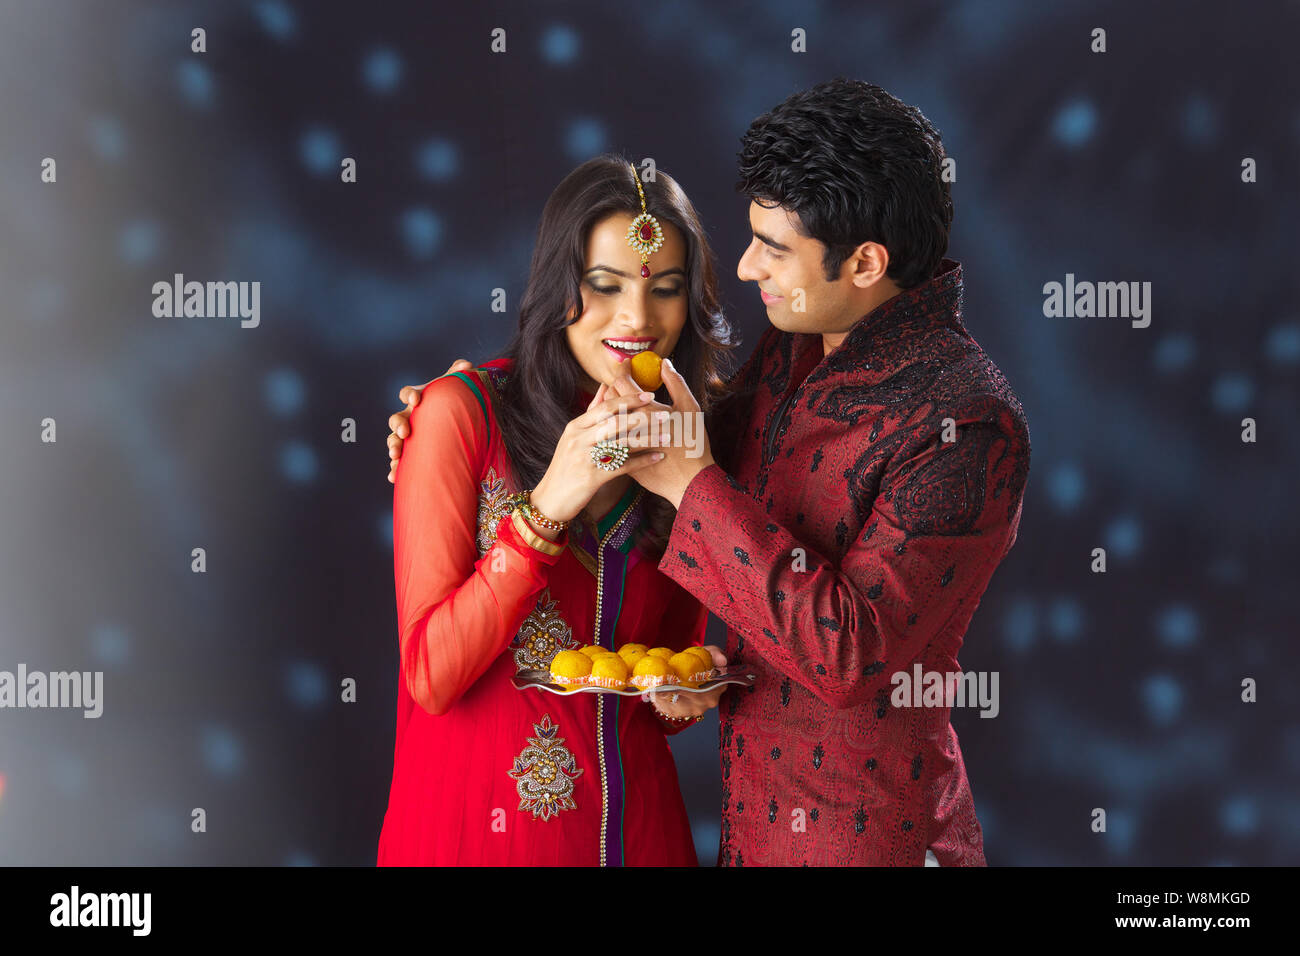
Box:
[780,677,791,706]
[814,360,947,425]
[769,798,778,823]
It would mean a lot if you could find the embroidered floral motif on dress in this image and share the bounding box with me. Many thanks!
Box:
[507,714,584,821]
[475,465,515,557]
[511,589,575,671]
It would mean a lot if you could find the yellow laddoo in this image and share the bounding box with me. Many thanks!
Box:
[685,646,715,678]
[550,649,592,689]
[589,654,630,689]
[630,655,671,689]
[619,651,647,672]
[629,350,663,391]
[668,651,702,685]
[645,647,675,662]
[578,645,608,660]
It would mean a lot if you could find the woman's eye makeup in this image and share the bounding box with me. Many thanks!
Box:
[586,279,684,297]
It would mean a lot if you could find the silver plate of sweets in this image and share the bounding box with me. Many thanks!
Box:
[512,665,757,697]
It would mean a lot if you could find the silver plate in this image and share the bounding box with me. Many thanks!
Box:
[511,665,757,697]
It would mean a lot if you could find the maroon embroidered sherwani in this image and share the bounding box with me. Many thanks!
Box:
[659,258,1030,866]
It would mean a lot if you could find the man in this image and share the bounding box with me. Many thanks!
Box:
[388,79,1029,865]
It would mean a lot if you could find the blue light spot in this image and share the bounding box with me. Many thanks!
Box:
[565,118,607,161]
[201,725,243,775]
[280,441,319,483]
[176,60,215,108]
[1048,598,1083,643]
[362,47,402,93]
[90,624,130,665]
[51,753,87,795]
[1210,373,1254,414]
[1153,333,1195,373]
[1157,604,1200,648]
[399,207,443,259]
[286,661,327,708]
[1104,809,1137,856]
[415,138,459,182]
[1052,98,1096,148]
[1266,323,1300,364]
[119,220,161,264]
[692,821,720,865]
[540,24,579,64]
[1220,795,1258,836]
[264,367,306,417]
[1183,95,1217,143]
[1103,515,1142,558]
[299,126,341,176]
[1142,674,1182,726]
[377,510,394,548]
[285,850,316,866]
[1046,462,1085,512]
[1003,597,1036,651]
[89,115,126,161]
[253,1,297,40]
[699,29,739,63]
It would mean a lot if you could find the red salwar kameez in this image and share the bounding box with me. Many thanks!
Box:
[377,358,706,866]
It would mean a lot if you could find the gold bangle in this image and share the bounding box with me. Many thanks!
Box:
[518,489,568,532]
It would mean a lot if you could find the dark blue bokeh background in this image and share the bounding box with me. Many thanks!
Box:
[1,0,1297,865]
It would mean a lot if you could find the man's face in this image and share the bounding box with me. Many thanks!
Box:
[736,201,856,334]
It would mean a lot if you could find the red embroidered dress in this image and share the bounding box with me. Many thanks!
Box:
[378,359,705,866]
[661,259,1030,866]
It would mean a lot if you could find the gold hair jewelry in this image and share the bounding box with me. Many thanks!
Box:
[626,163,664,278]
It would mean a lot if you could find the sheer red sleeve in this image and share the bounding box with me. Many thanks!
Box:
[392,375,566,716]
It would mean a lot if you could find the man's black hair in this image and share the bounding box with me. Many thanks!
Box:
[737,77,952,289]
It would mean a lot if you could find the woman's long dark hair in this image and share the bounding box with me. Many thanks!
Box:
[494,155,737,559]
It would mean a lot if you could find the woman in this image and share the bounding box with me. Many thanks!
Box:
[377,155,737,865]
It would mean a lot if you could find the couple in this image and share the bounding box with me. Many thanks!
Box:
[377,78,1030,867]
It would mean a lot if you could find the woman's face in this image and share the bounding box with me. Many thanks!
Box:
[565,211,690,392]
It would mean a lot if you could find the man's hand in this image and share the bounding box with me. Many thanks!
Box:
[387,359,472,483]
[624,358,715,507]
[643,644,730,720]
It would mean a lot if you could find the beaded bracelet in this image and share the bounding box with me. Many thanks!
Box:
[653,704,704,726]
[516,489,568,532]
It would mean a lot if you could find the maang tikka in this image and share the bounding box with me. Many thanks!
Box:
[625,164,664,278]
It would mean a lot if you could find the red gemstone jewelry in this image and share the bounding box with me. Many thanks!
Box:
[626,164,664,279]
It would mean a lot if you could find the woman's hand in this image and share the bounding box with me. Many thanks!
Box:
[387,360,473,483]
[529,384,675,522]
[643,644,730,721]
